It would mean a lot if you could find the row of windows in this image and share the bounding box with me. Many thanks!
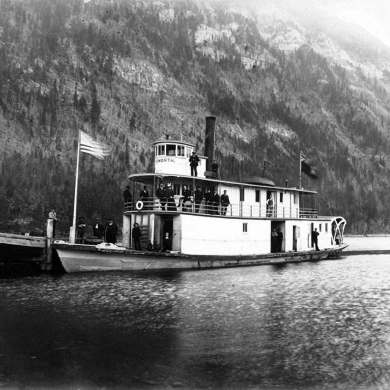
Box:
[155,144,192,157]
[318,223,328,233]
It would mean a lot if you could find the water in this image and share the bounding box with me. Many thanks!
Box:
[1,253,390,390]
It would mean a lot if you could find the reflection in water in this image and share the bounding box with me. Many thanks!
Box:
[1,255,390,389]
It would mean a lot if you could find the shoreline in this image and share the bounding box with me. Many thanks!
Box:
[343,235,389,255]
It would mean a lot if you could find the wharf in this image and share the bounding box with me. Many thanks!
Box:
[0,232,51,271]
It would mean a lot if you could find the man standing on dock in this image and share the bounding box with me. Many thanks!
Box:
[48,209,58,238]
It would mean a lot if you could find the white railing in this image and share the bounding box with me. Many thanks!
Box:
[127,197,318,219]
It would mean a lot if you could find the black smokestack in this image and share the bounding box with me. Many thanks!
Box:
[204,116,216,172]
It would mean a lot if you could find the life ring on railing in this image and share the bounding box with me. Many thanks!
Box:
[136,200,144,210]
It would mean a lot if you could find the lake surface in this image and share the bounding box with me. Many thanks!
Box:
[1,251,390,389]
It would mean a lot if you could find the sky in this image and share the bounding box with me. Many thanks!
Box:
[327,0,390,48]
[229,0,390,48]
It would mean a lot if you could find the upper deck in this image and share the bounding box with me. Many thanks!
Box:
[125,137,318,219]
[127,173,318,220]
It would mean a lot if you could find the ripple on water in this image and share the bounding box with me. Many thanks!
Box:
[0,254,390,389]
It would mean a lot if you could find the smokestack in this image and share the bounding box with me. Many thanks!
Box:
[204,116,216,172]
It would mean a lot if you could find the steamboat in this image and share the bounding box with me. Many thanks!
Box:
[53,117,347,272]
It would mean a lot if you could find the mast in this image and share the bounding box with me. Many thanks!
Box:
[70,130,81,244]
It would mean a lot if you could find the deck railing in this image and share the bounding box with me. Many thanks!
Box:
[125,197,318,219]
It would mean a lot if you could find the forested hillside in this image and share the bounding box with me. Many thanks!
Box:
[1,0,390,235]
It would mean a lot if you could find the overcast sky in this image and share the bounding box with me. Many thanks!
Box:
[325,0,390,47]
[227,0,390,48]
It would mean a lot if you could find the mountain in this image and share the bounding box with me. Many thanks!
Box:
[1,0,390,235]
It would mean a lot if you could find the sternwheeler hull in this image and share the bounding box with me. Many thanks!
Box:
[54,243,348,273]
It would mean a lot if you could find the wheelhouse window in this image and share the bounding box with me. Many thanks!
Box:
[280,193,283,203]
[167,144,176,156]
[243,223,248,233]
[294,192,299,204]
[186,147,192,158]
[177,145,185,156]
[156,145,166,156]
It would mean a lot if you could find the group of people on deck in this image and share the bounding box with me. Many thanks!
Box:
[155,183,231,215]
[76,216,118,244]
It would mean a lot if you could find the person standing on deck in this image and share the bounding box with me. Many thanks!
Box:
[189,151,200,177]
[132,222,142,250]
[166,183,177,211]
[266,195,274,217]
[77,217,86,244]
[156,182,167,211]
[204,188,212,214]
[92,218,104,239]
[105,218,118,244]
[212,160,219,179]
[313,228,320,251]
[277,228,284,252]
[271,229,278,253]
[211,189,220,215]
[221,190,230,216]
[123,186,132,210]
[181,185,192,211]
[48,209,58,238]
[140,186,150,209]
[194,186,203,213]
[163,232,171,252]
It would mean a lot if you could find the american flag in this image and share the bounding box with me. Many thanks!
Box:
[80,131,111,160]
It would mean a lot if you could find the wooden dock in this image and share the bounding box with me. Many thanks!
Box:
[0,228,53,272]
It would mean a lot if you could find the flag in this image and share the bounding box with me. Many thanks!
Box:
[300,151,318,179]
[80,130,111,160]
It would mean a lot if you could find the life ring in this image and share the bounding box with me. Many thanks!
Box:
[136,200,144,210]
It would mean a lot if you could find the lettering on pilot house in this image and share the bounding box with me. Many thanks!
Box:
[156,158,176,163]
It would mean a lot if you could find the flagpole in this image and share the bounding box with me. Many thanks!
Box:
[299,150,302,189]
[70,130,81,244]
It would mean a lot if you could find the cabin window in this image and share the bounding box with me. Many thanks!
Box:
[240,187,245,202]
[255,190,260,202]
[319,224,322,232]
[280,193,283,203]
[177,145,185,156]
[325,223,328,233]
[166,144,176,156]
[294,192,299,204]
[243,223,248,233]
[157,145,166,156]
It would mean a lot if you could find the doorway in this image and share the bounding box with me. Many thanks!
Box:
[271,221,285,253]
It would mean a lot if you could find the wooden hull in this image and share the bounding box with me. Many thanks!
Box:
[54,243,348,273]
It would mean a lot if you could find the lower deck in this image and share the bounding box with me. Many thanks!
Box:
[123,211,346,257]
[53,242,348,273]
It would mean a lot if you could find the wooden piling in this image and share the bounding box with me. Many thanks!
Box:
[44,218,54,271]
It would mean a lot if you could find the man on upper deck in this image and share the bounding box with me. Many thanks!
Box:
[189,151,200,177]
